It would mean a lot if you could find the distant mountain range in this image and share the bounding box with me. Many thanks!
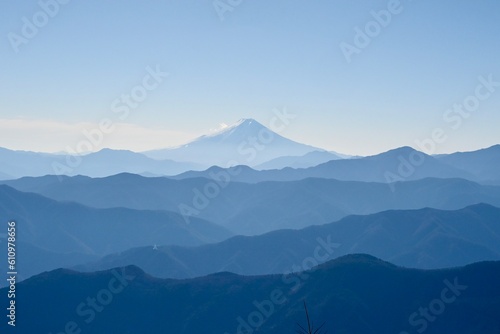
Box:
[435,145,500,182]
[1,119,499,182]
[254,150,343,170]
[75,204,500,278]
[4,174,500,235]
[2,120,499,333]
[3,254,499,333]
[0,185,232,282]
[174,145,500,184]
[0,118,339,179]
[0,147,203,179]
[4,178,500,283]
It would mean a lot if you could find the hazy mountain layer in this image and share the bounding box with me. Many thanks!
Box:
[0,185,232,282]
[254,150,342,170]
[0,147,203,179]
[436,144,500,182]
[175,146,484,184]
[4,175,500,235]
[76,204,500,279]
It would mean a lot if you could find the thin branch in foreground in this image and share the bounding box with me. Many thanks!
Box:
[296,301,327,334]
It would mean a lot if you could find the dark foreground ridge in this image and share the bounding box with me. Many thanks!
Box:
[2,254,500,333]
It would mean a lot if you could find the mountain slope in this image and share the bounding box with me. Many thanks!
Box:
[0,147,203,179]
[436,144,500,181]
[144,118,322,167]
[64,148,204,176]
[0,241,99,287]
[0,185,232,281]
[3,174,500,235]
[76,204,500,278]
[174,146,476,183]
[4,255,500,333]
[254,150,342,170]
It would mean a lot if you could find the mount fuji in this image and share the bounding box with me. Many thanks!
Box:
[144,118,336,168]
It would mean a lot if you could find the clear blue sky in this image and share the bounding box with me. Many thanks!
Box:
[1,0,499,155]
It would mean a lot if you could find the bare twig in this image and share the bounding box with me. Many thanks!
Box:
[296,301,327,334]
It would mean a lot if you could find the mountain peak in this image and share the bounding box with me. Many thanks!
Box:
[199,118,266,140]
[144,118,321,167]
[368,146,427,160]
[223,118,265,132]
[235,118,258,125]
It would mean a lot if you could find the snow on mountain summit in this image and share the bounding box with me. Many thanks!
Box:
[144,118,322,167]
